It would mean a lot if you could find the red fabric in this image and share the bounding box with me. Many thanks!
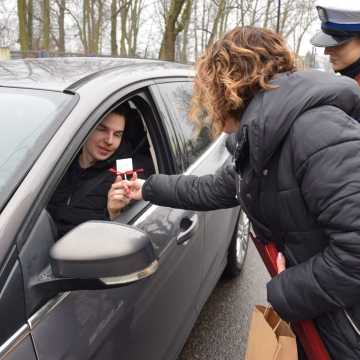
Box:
[251,235,331,360]
[355,73,360,87]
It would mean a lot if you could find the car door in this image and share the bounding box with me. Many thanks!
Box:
[152,80,240,311]
[123,93,206,360]
[17,88,204,360]
[0,86,76,360]
[0,247,37,360]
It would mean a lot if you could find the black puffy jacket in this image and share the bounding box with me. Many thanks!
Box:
[143,71,360,359]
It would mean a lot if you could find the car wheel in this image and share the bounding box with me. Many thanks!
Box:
[224,209,250,278]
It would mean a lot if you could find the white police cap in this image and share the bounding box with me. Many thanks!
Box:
[316,0,360,33]
[311,1,360,47]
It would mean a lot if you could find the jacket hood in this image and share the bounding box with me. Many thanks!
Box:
[239,70,360,173]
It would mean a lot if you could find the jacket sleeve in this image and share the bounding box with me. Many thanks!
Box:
[267,106,360,321]
[142,163,239,211]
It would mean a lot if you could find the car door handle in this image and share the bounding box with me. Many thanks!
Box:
[177,214,199,245]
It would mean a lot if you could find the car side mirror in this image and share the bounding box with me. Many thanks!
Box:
[34,221,158,292]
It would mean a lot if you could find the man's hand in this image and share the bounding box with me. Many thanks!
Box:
[276,252,286,274]
[107,175,131,220]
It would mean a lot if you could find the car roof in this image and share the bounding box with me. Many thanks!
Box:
[0,57,194,92]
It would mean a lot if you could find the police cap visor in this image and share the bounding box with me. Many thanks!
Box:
[310,30,355,48]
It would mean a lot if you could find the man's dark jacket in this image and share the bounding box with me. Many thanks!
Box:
[142,71,360,359]
[48,140,150,238]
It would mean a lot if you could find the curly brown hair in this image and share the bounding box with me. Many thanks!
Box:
[191,26,296,135]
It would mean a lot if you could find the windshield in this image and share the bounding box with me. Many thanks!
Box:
[0,87,74,210]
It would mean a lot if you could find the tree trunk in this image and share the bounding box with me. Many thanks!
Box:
[27,0,33,50]
[280,0,292,34]
[201,0,206,52]
[120,1,130,56]
[90,0,95,53]
[43,0,50,50]
[263,0,272,28]
[207,0,226,48]
[128,0,142,56]
[159,0,187,61]
[180,0,192,63]
[111,0,117,55]
[250,0,260,26]
[94,0,103,54]
[219,4,230,38]
[194,0,198,59]
[58,0,65,53]
[82,0,88,53]
[85,0,91,53]
[17,0,28,51]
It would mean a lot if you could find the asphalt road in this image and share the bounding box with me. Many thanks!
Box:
[179,241,270,360]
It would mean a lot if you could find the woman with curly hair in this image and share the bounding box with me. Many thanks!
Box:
[114,26,360,359]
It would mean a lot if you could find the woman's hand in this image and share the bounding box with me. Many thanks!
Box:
[107,175,131,220]
[123,172,145,201]
[276,252,286,274]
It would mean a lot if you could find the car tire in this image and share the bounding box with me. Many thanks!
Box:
[224,209,250,278]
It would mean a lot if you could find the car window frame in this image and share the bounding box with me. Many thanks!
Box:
[0,245,28,350]
[14,80,195,320]
[152,78,212,172]
[11,82,146,252]
[0,73,198,357]
[150,78,194,173]
[14,80,182,253]
[10,81,173,318]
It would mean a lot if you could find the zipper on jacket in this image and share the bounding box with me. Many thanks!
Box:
[344,309,360,336]
[66,195,72,206]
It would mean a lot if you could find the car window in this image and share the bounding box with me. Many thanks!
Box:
[157,82,212,167]
[0,88,74,211]
[47,99,156,239]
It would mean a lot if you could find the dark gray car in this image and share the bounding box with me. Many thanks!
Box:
[0,58,249,360]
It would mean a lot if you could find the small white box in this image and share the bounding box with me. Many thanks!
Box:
[116,158,133,173]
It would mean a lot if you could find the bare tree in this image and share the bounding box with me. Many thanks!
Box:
[292,0,317,55]
[17,0,29,51]
[159,0,188,61]
[0,2,18,48]
[110,0,118,55]
[27,0,33,49]
[108,0,143,57]
[262,0,272,28]
[65,0,103,54]
[11,0,318,62]
[42,0,50,50]
[180,0,192,63]
[127,0,144,56]
[119,0,130,55]
[57,0,66,52]
[207,0,226,47]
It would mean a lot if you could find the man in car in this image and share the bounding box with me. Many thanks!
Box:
[311,2,360,84]
[48,104,138,239]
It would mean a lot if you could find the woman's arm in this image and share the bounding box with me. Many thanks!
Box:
[141,163,239,211]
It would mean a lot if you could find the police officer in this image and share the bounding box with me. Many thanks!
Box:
[311,1,360,84]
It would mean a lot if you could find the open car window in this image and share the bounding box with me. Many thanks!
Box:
[47,97,156,238]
